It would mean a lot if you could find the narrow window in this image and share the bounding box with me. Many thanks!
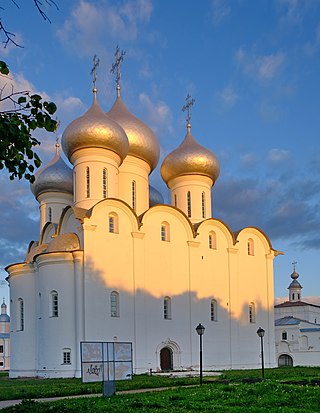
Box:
[161,222,170,241]
[298,293,300,300]
[248,238,254,256]
[51,290,58,317]
[249,302,255,323]
[111,291,119,317]
[48,207,52,222]
[174,194,177,207]
[18,298,24,331]
[86,167,90,198]
[103,168,107,198]
[132,180,136,212]
[62,348,71,365]
[202,192,206,219]
[209,231,217,249]
[211,299,217,321]
[292,293,295,300]
[108,213,118,233]
[0,345,3,353]
[73,171,76,202]
[187,191,191,217]
[164,296,172,320]
[282,331,287,340]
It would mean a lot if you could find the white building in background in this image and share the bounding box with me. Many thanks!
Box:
[5,52,281,378]
[0,300,10,371]
[275,268,320,367]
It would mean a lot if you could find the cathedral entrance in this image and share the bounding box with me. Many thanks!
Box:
[278,354,293,367]
[160,347,173,371]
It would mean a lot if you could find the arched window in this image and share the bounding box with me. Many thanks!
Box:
[132,180,136,212]
[249,302,255,323]
[282,331,287,340]
[278,354,293,367]
[211,299,217,321]
[51,290,58,317]
[110,291,119,317]
[161,222,170,242]
[73,171,76,202]
[247,238,254,256]
[202,192,206,219]
[62,348,71,364]
[174,194,177,207]
[103,168,108,198]
[17,298,24,331]
[187,191,191,217]
[164,296,172,320]
[48,207,52,222]
[108,213,118,233]
[86,167,90,198]
[209,231,217,249]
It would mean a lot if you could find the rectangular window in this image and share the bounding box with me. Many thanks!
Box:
[18,298,24,331]
[132,181,136,212]
[187,191,191,217]
[282,332,287,340]
[103,168,107,198]
[249,303,255,323]
[0,362,3,367]
[52,292,58,317]
[86,167,90,198]
[202,192,206,218]
[63,349,71,364]
[111,291,119,317]
[164,297,171,320]
[0,345,3,353]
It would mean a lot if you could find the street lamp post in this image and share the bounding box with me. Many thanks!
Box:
[256,327,265,380]
[196,323,205,386]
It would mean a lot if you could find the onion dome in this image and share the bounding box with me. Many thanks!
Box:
[62,91,129,164]
[107,94,160,171]
[31,141,73,198]
[149,185,164,206]
[160,125,220,185]
[0,300,10,323]
[288,268,302,289]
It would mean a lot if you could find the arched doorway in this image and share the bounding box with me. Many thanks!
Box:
[278,354,293,367]
[160,347,173,371]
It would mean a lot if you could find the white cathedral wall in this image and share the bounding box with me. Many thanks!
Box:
[35,252,77,378]
[118,155,151,215]
[71,148,121,209]
[275,305,320,324]
[8,263,36,377]
[168,175,212,223]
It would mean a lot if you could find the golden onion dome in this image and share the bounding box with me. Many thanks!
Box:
[61,92,129,164]
[160,126,220,185]
[31,142,73,198]
[107,94,160,171]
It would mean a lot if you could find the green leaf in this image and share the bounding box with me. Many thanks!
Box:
[0,61,9,75]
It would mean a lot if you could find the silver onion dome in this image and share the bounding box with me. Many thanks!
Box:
[160,126,220,185]
[62,93,129,164]
[31,142,73,198]
[149,185,164,206]
[108,95,160,171]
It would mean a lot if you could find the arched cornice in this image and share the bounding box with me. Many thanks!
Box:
[87,198,141,231]
[57,205,87,234]
[39,222,58,245]
[140,204,197,239]
[195,218,236,245]
[235,226,283,255]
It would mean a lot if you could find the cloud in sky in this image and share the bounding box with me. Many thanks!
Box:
[138,92,172,135]
[216,85,239,111]
[56,0,154,55]
[235,48,286,81]
[211,0,231,24]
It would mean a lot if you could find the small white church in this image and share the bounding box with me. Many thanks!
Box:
[6,51,281,378]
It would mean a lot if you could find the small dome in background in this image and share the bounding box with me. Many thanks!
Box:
[0,299,10,323]
[62,93,129,164]
[149,185,164,206]
[108,96,160,171]
[31,142,73,198]
[160,127,220,185]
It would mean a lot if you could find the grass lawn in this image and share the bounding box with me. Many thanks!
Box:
[1,367,320,412]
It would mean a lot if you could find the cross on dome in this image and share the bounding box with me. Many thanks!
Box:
[292,261,297,272]
[182,93,195,130]
[91,54,100,93]
[110,45,126,96]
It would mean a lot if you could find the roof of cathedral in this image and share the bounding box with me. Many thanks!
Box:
[149,185,164,206]
[275,300,320,309]
[31,142,73,198]
[160,125,220,185]
[62,91,129,163]
[46,233,80,253]
[275,316,317,326]
[108,95,160,171]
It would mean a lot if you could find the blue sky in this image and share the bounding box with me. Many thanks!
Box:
[1,0,320,306]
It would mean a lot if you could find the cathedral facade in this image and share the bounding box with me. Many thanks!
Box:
[6,55,280,378]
